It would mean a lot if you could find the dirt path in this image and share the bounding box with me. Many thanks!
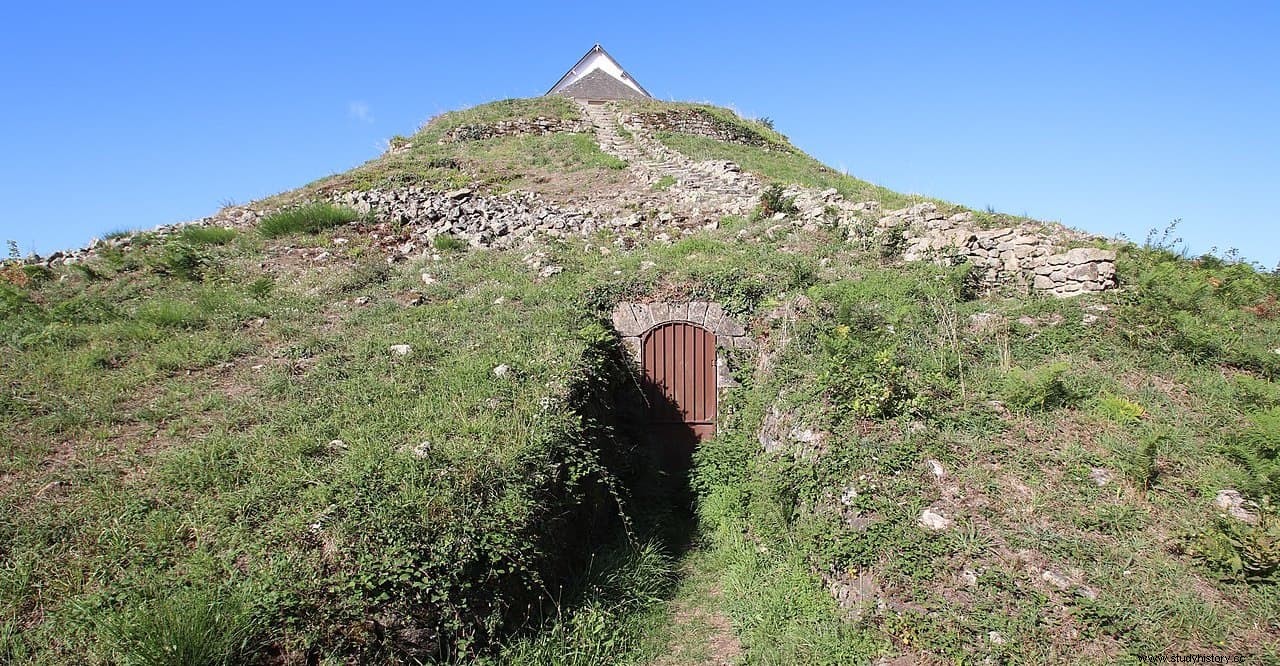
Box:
[650,557,744,666]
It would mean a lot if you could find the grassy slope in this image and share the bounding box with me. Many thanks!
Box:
[285,97,626,202]
[3,98,1279,664]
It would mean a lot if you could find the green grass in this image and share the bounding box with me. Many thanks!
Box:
[258,203,359,238]
[5,97,1280,664]
[177,225,237,245]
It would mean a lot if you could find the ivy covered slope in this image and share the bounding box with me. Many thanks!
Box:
[1,96,1279,665]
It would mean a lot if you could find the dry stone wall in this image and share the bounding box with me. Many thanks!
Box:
[777,187,1117,297]
[439,117,590,143]
[334,187,622,254]
[623,108,784,150]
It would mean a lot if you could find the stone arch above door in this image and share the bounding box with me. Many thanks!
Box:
[610,301,751,389]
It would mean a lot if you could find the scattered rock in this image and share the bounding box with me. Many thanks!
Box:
[1214,489,1259,524]
[1088,467,1113,487]
[926,459,946,480]
[327,439,348,451]
[538,265,564,278]
[409,441,432,458]
[988,631,1006,645]
[919,508,952,531]
[421,273,437,285]
[353,296,371,306]
[492,364,511,378]
[1041,570,1071,589]
[389,344,413,357]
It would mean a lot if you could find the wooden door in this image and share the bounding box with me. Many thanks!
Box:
[641,322,716,464]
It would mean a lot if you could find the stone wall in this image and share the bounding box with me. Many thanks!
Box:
[610,301,751,390]
[29,206,262,268]
[624,108,783,150]
[779,188,1118,297]
[333,187,638,256]
[439,117,590,143]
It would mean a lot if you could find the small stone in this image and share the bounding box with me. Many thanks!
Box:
[333,237,349,245]
[421,273,437,285]
[410,441,432,458]
[354,296,371,306]
[640,261,656,270]
[313,251,331,262]
[926,459,946,480]
[389,344,412,356]
[961,569,979,587]
[1214,489,1259,523]
[493,364,511,378]
[988,631,1006,645]
[327,439,348,451]
[1088,467,1113,486]
[919,508,952,531]
[538,265,563,278]
[1041,570,1071,589]
[445,188,473,200]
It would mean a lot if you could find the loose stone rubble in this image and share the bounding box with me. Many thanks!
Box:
[23,103,1120,297]
[439,116,590,143]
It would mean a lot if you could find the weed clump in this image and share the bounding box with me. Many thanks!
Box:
[757,183,798,219]
[258,203,359,238]
[100,587,262,666]
[1001,362,1077,412]
[1224,408,1280,498]
[1184,505,1280,585]
[432,234,468,252]
[178,226,237,245]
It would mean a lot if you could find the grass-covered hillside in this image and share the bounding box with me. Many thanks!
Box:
[3,98,1279,665]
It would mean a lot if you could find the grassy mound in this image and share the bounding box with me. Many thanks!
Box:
[4,97,1280,664]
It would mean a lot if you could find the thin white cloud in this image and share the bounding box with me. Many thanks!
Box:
[348,101,374,124]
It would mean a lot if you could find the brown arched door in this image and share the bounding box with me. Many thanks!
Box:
[641,322,716,463]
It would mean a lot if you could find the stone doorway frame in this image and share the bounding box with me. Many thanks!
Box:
[610,301,751,392]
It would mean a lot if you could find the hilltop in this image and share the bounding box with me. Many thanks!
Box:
[2,96,1279,665]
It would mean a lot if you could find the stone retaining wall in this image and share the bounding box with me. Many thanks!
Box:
[439,117,590,143]
[624,108,783,150]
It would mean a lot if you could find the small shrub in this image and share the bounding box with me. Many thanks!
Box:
[258,203,359,238]
[757,184,798,219]
[1223,408,1280,498]
[757,116,775,130]
[820,329,923,419]
[100,587,262,666]
[432,234,468,252]
[179,226,237,245]
[246,276,273,299]
[1001,362,1076,412]
[879,226,907,260]
[1094,392,1146,423]
[1184,503,1280,584]
[1123,429,1169,490]
[150,241,207,281]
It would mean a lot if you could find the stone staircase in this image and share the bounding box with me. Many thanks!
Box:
[577,101,762,222]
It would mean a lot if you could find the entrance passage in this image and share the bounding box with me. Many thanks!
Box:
[641,322,716,464]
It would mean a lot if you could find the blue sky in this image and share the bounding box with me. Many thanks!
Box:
[2,1,1277,266]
